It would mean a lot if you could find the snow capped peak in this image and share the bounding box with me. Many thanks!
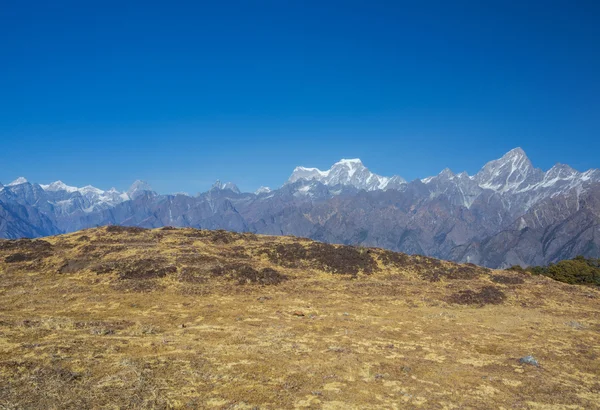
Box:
[582,169,600,181]
[222,182,240,193]
[8,177,28,186]
[474,147,539,192]
[329,158,366,179]
[255,186,271,194]
[545,163,578,180]
[128,180,151,192]
[210,180,240,193]
[504,146,527,159]
[127,180,153,199]
[211,180,223,190]
[288,166,328,184]
[79,185,104,194]
[41,180,79,193]
[438,168,455,178]
[39,180,108,197]
[334,158,363,167]
[287,158,404,191]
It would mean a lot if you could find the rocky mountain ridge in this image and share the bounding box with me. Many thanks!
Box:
[1,148,599,268]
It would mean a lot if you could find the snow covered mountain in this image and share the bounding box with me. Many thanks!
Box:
[0,178,136,223]
[421,147,600,214]
[1,148,599,268]
[287,158,406,191]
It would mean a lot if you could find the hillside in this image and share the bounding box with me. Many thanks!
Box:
[1,226,599,408]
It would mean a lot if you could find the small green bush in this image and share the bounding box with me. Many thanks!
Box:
[508,256,600,286]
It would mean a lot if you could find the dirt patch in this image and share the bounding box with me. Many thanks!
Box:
[448,286,506,306]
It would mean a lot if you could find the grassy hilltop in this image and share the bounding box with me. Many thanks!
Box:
[0,226,599,409]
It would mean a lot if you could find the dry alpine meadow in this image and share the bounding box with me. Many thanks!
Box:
[0,226,599,409]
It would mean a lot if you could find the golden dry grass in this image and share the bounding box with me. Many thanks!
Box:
[0,226,599,409]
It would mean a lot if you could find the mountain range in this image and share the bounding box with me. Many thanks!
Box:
[1,147,599,268]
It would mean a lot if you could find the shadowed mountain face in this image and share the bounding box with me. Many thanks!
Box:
[1,148,599,268]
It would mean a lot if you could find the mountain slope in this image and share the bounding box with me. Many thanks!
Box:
[1,148,599,268]
[0,227,598,408]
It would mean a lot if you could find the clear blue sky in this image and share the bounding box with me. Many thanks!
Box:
[1,1,599,193]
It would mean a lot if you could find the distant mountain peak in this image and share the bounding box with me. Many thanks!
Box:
[474,147,539,192]
[41,180,79,193]
[211,180,240,194]
[255,186,271,194]
[439,168,455,178]
[8,177,28,186]
[546,163,577,178]
[504,146,526,157]
[127,180,153,199]
[334,158,363,166]
[287,158,404,191]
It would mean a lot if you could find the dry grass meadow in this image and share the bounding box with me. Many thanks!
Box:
[0,226,599,409]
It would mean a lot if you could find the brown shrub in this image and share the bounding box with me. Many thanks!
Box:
[1,239,53,263]
[210,230,239,244]
[183,229,210,238]
[0,239,52,252]
[5,253,33,263]
[105,225,147,234]
[448,286,506,306]
[420,262,485,282]
[243,233,259,241]
[491,274,525,285]
[238,266,288,285]
[261,242,376,275]
[379,250,410,267]
[117,259,177,280]
[178,267,209,283]
[59,259,92,274]
[209,263,288,285]
[90,262,120,274]
[160,226,178,231]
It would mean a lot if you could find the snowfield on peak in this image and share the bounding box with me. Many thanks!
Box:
[287,158,405,191]
[7,177,28,186]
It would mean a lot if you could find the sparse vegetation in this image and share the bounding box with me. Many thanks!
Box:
[447,285,506,306]
[0,226,598,408]
[261,241,377,275]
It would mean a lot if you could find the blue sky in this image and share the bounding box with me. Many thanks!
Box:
[1,1,599,193]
